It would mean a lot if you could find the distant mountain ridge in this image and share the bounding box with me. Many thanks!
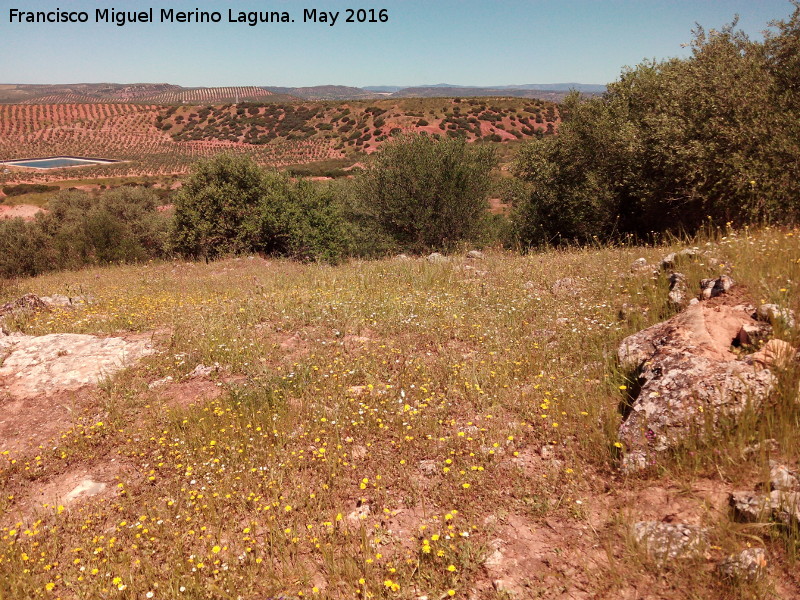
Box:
[0,82,606,104]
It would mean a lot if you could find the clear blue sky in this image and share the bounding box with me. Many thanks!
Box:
[0,0,794,87]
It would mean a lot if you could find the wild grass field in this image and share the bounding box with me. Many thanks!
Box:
[0,226,798,599]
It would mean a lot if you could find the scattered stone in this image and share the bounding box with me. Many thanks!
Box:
[746,338,796,370]
[350,445,368,461]
[394,253,411,261]
[699,275,735,299]
[630,258,655,274]
[347,504,371,524]
[551,277,580,295]
[770,463,798,492]
[148,375,174,389]
[668,272,689,308]
[187,363,219,379]
[617,302,776,472]
[0,293,49,318]
[742,438,779,458]
[756,304,797,329]
[347,385,367,396]
[466,250,485,260]
[730,490,800,525]
[426,252,448,263]
[483,546,505,568]
[418,459,438,476]
[63,479,107,505]
[737,322,773,347]
[0,333,155,398]
[661,249,698,270]
[718,548,767,581]
[540,445,554,460]
[633,521,708,565]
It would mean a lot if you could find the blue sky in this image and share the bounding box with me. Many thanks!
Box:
[0,0,794,87]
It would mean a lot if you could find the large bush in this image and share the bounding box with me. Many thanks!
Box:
[512,7,800,246]
[355,134,497,252]
[0,187,169,278]
[171,154,266,259]
[171,154,349,262]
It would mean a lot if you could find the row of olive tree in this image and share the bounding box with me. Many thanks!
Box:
[510,5,800,246]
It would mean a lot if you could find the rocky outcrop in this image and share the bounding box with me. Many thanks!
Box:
[0,333,155,398]
[699,275,735,299]
[633,521,708,565]
[730,462,800,527]
[718,548,767,581]
[617,297,791,472]
[667,272,689,309]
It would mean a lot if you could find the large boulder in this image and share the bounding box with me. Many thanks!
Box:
[0,333,155,398]
[617,302,779,472]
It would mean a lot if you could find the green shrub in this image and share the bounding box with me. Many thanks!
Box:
[0,188,168,278]
[512,8,800,246]
[171,154,349,262]
[171,154,266,259]
[354,133,497,252]
[2,183,59,197]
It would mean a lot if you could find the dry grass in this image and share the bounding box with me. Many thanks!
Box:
[0,226,797,599]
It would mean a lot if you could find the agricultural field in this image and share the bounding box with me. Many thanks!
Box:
[0,98,559,185]
[0,227,798,599]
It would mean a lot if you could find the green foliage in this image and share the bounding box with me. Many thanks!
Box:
[171,154,266,259]
[0,188,169,278]
[170,154,349,262]
[355,134,497,252]
[1,183,59,198]
[512,9,800,246]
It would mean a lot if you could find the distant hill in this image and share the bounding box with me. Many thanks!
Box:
[0,84,297,105]
[390,87,573,102]
[263,85,379,101]
[0,82,605,104]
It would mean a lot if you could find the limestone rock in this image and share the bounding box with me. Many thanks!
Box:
[466,250,485,260]
[426,252,448,263]
[630,257,653,274]
[347,504,371,524]
[0,293,49,318]
[770,463,798,492]
[699,275,735,299]
[64,479,107,504]
[661,249,698,270]
[746,339,796,370]
[737,322,773,347]
[667,272,689,308]
[718,548,767,581]
[0,333,155,398]
[730,490,800,525]
[418,459,438,476]
[617,302,776,471]
[633,521,708,565]
[756,303,796,329]
[551,277,580,295]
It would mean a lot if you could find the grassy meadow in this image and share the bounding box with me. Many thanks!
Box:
[0,225,798,599]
